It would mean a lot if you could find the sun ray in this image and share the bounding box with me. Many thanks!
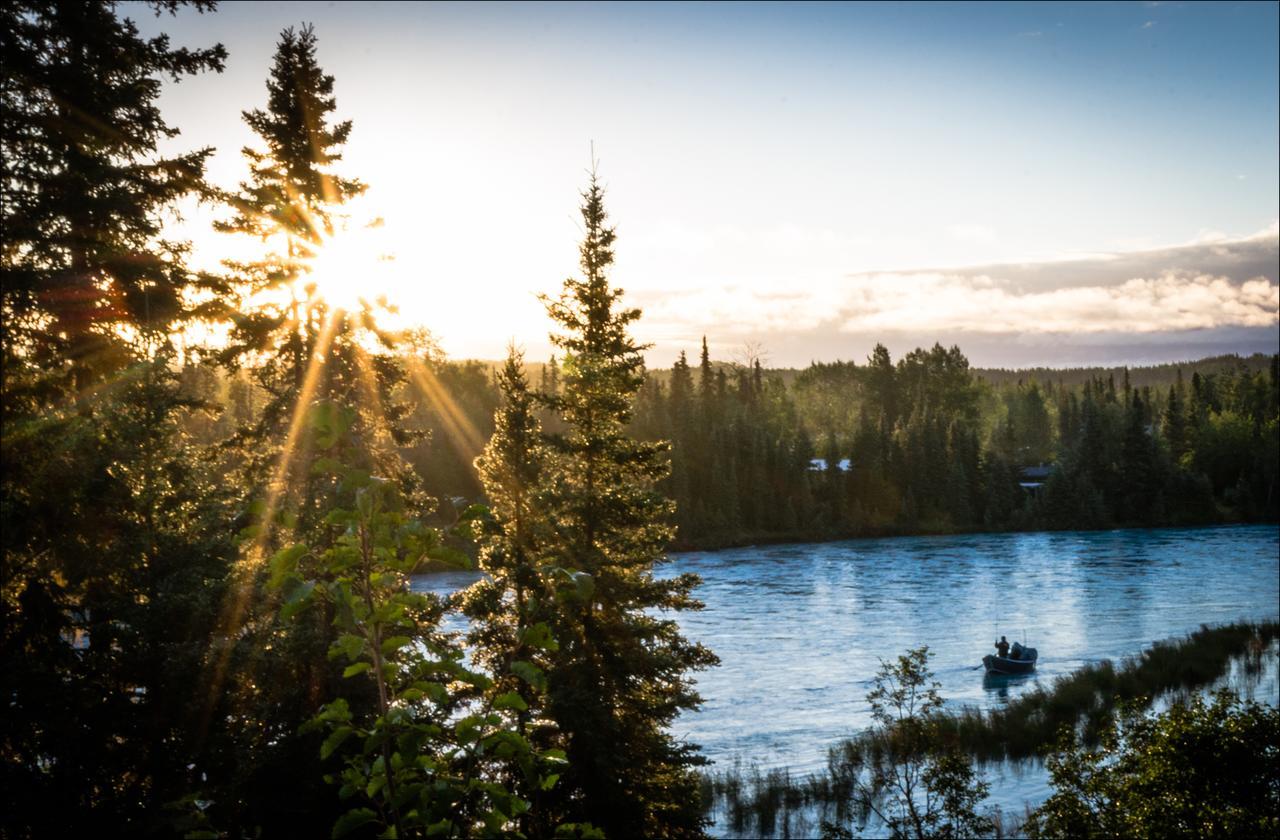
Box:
[406,357,490,480]
[198,304,342,737]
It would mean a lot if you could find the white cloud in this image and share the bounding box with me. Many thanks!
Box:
[836,271,1278,335]
[627,225,1280,365]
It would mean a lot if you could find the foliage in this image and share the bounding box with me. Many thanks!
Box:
[271,403,564,838]
[455,349,572,835]
[215,22,422,539]
[828,647,994,839]
[626,345,1278,548]
[1,2,234,835]
[1,354,238,836]
[531,170,720,837]
[1023,691,1280,839]
[1,0,227,397]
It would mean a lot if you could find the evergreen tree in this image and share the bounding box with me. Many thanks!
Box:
[460,348,568,835]
[1163,371,1190,464]
[2,352,239,835]
[537,169,719,837]
[1,0,226,401]
[217,23,418,536]
[201,25,423,832]
[1,2,232,832]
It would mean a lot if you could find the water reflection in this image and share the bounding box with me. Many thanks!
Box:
[982,670,1037,699]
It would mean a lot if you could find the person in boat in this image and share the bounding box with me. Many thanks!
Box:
[995,636,1009,658]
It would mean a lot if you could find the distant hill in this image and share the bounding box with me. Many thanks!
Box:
[970,353,1275,388]
[469,351,1277,391]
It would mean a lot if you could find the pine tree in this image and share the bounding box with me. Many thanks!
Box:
[1163,371,1190,464]
[460,348,566,835]
[537,168,719,837]
[216,23,419,545]
[1,2,234,831]
[200,26,422,831]
[1,0,226,401]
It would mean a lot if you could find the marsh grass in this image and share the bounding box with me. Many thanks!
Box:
[936,619,1280,761]
[701,620,1279,837]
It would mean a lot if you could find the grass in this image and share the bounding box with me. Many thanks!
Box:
[700,619,1279,837]
[936,619,1279,761]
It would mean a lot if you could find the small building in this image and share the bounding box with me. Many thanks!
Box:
[1018,464,1053,496]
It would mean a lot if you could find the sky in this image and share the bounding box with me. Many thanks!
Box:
[131,0,1279,367]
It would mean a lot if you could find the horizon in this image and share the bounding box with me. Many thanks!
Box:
[131,0,1278,366]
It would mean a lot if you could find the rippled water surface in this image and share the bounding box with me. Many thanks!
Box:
[415,525,1279,817]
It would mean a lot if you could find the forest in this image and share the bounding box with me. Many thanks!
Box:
[188,344,1280,550]
[2,3,1277,839]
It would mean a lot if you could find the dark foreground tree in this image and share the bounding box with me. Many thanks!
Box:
[535,169,719,837]
[1024,690,1280,839]
[0,0,226,401]
[1,2,232,835]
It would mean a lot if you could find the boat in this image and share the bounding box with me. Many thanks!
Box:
[983,641,1037,675]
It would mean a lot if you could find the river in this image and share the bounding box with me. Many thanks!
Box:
[414,524,1280,826]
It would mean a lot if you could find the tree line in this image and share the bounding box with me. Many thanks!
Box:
[182,341,1279,550]
[633,343,1278,546]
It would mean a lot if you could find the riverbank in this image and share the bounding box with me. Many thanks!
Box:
[669,512,1279,553]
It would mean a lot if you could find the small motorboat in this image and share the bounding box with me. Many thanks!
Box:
[983,641,1038,675]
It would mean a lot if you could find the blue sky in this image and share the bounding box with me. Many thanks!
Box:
[133,1,1278,366]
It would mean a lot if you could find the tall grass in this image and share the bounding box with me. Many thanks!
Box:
[937,619,1279,761]
[700,620,1279,837]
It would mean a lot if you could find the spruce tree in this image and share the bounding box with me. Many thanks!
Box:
[460,348,571,835]
[537,169,719,837]
[201,26,421,831]
[1,0,226,401]
[1,2,234,832]
[216,23,418,540]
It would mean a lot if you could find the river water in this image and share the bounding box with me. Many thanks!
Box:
[415,524,1279,825]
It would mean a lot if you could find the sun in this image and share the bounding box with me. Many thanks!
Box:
[303,227,394,312]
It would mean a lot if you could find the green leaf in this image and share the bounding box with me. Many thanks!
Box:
[342,662,371,678]
[519,622,559,652]
[410,681,448,703]
[493,691,528,712]
[554,823,606,839]
[311,401,356,450]
[281,580,316,620]
[268,543,307,590]
[331,807,377,838]
[330,633,365,662]
[571,571,595,601]
[320,726,353,760]
[510,660,546,691]
[311,456,344,476]
[380,635,412,656]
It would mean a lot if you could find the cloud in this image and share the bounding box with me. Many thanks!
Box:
[836,271,1277,335]
[1142,20,1157,29]
[634,225,1279,367]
